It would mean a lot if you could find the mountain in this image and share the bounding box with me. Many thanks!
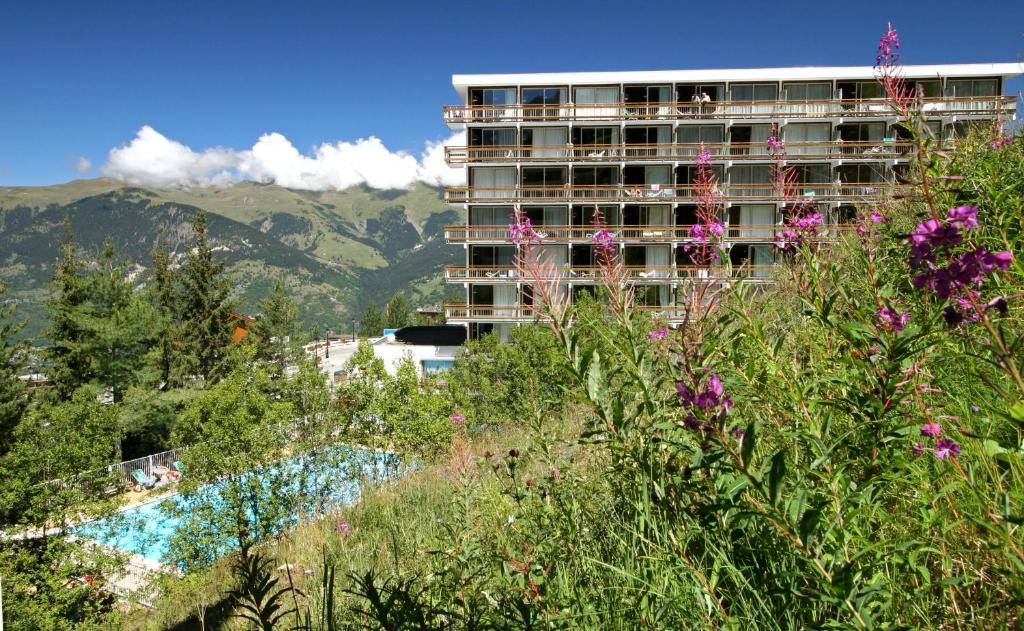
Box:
[0,179,463,339]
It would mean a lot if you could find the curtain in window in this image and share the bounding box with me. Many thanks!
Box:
[749,125,773,156]
[526,127,567,159]
[737,205,775,239]
[494,285,517,318]
[646,205,671,226]
[543,207,567,227]
[472,168,516,199]
[752,245,773,277]
[785,123,830,155]
[574,87,619,119]
[646,245,670,278]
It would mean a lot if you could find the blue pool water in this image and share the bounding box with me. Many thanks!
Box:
[77,446,397,564]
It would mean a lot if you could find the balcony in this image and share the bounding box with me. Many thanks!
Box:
[444,140,916,164]
[444,265,777,283]
[444,224,854,243]
[445,303,719,322]
[443,96,1016,124]
[444,183,911,204]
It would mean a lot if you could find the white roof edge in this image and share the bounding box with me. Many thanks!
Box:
[452,63,1024,91]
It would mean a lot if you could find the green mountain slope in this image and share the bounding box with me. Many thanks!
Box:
[0,179,463,339]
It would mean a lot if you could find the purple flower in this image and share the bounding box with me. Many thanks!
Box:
[933,438,961,459]
[592,229,615,251]
[910,219,961,249]
[986,296,1008,315]
[730,426,745,440]
[683,414,701,430]
[335,522,351,537]
[990,136,1013,149]
[509,217,540,245]
[946,205,979,230]
[913,441,924,456]
[648,327,668,340]
[767,135,784,153]
[942,306,964,328]
[508,449,521,459]
[920,421,942,438]
[696,144,712,167]
[870,211,886,224]
[985,250,1013,271]
[676,383,695,406]
[876,307,910,333]
[875,23,900,68]
[689,223,706,240]
[451,413,465,424]
[705,374,724,398]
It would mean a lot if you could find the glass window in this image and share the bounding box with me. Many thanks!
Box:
[422,359,455,377]
[574,86,619,104]
[469,128,516,146]
[521,167,566,186]
[677,125,725,145]
[677,84,724,102]
[470,88,516,106]
[946,79,998,97]
[522,87,566,105]
[784,83,831,101]
[730,84,779,101]
[572,127,618,145]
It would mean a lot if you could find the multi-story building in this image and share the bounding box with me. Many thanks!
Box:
[440,64,1020,340]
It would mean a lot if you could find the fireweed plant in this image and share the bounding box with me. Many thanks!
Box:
[302,24,1024,631]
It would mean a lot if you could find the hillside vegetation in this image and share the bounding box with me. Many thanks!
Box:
[0,179,461,338]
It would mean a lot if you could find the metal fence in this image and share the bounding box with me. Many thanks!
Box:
[108,448,182,486]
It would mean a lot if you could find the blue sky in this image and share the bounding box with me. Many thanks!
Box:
[1,0,1021,186]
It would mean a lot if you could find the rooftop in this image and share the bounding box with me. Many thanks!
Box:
[451,62,1023,95]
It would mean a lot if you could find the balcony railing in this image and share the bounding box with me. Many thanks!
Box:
[445,183,910,204]
[445,140,917,163]
[443,96,1016,123]
[445,303,712,321]
[445,265,777,283]
[444,224,855,243]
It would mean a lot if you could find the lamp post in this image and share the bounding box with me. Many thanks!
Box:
[325,328,331,359]
[351,318,357,342]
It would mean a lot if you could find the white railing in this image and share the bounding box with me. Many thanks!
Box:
[108,448,183,486]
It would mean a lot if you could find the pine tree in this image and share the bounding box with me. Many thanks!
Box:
[358,302,386,337]
[150,232,183,388]
[384,293,413,330]
[252,278,299,375]
[45,224,92,400]
[76,239,159,403]
[0,282,28,453]
[179,211,234,385]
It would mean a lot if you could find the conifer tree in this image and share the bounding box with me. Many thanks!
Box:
[252,278,299,375]
[0,282,27,453]
[150,231,183,388]
[358,301,386,337]
[179,210,234,385]
[45,224,91,400]
[384,293,413,330]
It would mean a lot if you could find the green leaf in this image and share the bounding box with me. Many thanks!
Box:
[741,421,757,468]
[768,449,786,506]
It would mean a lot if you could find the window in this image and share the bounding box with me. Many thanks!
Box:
[470,245,515,266]
[837,123,884,142]
[522,127,567,158]
[783,82,831,101]
[469,128,516,147]
[676,165,724,185]
[572,245,601,266]
[573,167,618,186]
[730,125,773,154]
[625,126,671,157]
[469,206,514,226]
[571,205,619,226]
[677,125,724,155]
[571,127,618,145]
[837,164,886,183]
[784,123,830,155]
[622,205,672,226]
[677,84,724,102]
[728,205,776,238]
[909,80,940,98]
[624,85,670,103]
[792,164,831,183]
[730,165,771,197]
[729,84,779,101]
[573,86,619,118]
[471,285,494,305]
[469,88,516,120]
[634,284,669,307]
[470,167,516,198]
[522,87,566,119]
[836,82,882,100]
[623,166,670,186]
[522,206,567,226]
[675,204,699,226]
[521,167,566,187]
[946,78,998,97]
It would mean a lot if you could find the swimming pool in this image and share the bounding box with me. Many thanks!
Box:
[77,446,398,565]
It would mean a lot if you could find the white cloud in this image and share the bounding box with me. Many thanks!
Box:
[75,157,92,174]
[101,126,467,190]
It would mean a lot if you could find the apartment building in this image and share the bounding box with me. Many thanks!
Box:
[440,64,1020,340]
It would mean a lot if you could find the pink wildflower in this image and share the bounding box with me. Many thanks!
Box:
[647,327,668,341]
[920,421,941,438]
[933,438,960,460]
[451,413,465,424]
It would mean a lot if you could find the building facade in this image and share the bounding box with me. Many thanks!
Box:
[441,64,1020,340]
